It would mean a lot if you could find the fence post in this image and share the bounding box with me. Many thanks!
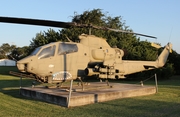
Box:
[19,76,22,94]
[67,80,73,107]
[155,73,158,93]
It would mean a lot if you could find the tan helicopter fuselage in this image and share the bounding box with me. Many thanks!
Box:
[17,34,172,83]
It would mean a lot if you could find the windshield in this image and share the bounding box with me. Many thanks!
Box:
[58,43,78,55]
[38,45,56,59]
[30,47,42,56]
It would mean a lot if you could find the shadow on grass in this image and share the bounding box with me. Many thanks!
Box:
[0,76,42,100]
[0,66,19,75]
[76,98,180,117]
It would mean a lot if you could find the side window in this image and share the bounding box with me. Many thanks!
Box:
[38,45,56,59]
[58,43,78,55]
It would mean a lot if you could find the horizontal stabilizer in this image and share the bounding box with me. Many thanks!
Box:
[151,42,161,49]
[144,65,156,69]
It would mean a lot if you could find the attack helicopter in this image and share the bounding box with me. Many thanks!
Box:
[0,16,172,84]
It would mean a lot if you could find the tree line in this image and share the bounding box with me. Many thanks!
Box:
[1,9,180,79]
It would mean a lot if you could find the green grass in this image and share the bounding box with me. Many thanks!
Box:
[0,67,180,117]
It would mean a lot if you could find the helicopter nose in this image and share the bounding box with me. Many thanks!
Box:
[17,62,27,72]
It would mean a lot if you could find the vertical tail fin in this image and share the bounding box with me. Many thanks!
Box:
[156,42,172,67]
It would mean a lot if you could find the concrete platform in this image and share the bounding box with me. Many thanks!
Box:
[20,82,156,107]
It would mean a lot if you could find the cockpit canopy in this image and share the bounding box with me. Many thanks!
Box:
[30,42,78,59]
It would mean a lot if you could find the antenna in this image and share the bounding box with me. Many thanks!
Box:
[168,27,173,42]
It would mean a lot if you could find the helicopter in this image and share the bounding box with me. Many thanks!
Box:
[0,16,172,84]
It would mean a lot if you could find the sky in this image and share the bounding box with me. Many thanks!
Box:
[0,0,180,53]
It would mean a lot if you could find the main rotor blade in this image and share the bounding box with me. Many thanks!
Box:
[91,26,157,39]
[0,16,74,28]
[0,16,157,39]
[113,29,157,39]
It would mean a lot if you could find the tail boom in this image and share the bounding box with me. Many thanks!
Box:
[121,42,172,75]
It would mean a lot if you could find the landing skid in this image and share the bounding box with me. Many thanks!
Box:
[37,81,113,92]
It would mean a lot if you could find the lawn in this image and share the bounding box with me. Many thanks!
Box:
[0,66,180,117]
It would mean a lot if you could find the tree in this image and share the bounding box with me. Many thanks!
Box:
[10,46,30,60]
[29,29,61,52]
[29,9,159,61]
[166,50,180,75]
[59,9,158,61]
[0,43,16,59]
